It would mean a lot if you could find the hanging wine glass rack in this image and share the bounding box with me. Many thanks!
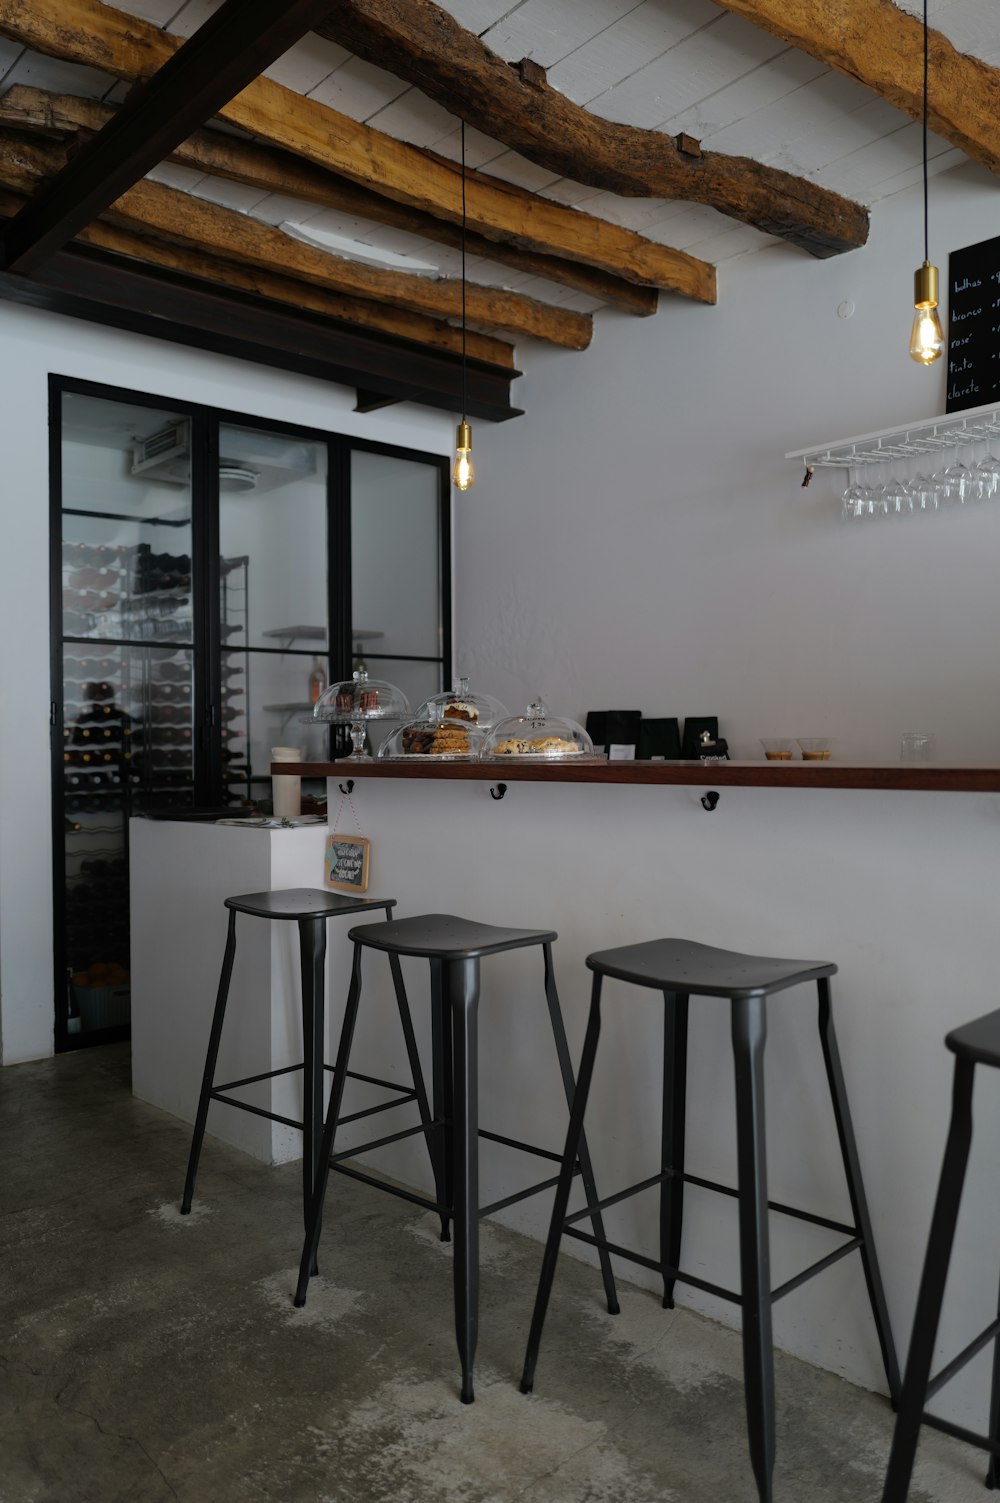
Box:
[787,399,1000,470]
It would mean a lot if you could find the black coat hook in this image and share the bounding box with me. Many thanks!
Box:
[700,790,720,811]
[489,783,507,801]
[338,780,355,795]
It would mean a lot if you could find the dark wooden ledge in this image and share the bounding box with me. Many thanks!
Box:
[279,759,1000,792]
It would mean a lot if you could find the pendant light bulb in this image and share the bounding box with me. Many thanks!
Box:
[453,418,476,491]
[910,0,942,366]
[909,260,944,365]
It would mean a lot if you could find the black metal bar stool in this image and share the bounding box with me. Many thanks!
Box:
[294,913,620,1404]
[520,937,900,1503]
[883,1010,1000,1501]
[180,889,432,1273]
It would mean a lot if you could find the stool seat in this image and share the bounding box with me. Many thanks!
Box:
[586,938,836,998]
[348,912,557,960]
[225,888,392,922]
[946,1007,1000,1066]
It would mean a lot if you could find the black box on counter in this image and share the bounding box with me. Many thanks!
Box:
[637,718,681,760]
[586,710,641,758]
[681,717,719,759]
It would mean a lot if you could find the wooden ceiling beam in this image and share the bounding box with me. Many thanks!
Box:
[316,0,869,259]
[0,86,657,316]
[709,0,1000,176]
[0,132,592,349]
[0,0,714,302]
[0,0,343,274]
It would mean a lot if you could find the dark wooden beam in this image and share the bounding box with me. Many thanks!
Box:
[317,0,870,258]
[0,0,342,275]
[711,0,1000,178]
[0,85,658,316]
[0,0,715,299]
[355,390,402,413]
[0,232,521,422]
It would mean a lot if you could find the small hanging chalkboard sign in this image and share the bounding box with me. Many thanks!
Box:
[324,834,370,893]
[946,234,1000,412]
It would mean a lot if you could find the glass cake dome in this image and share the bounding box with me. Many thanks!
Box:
[479,700,594,760]
[415,676,508,732]
[313,667,409,761]
[378,703,488,761]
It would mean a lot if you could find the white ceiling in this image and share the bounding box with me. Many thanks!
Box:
[0,0,995,319]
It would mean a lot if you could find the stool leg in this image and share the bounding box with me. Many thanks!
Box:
[295,941,364,1308]
[661,990,689,1310]
[181,908,237,1214]
[388,950,445,1240]
[987,1265,1000,1489]
[298,915,327,1277]
[882,1056,975,1503]
[430,958,453,1243]
[817,978,901,1402]
[732,993,776,1503]
[522,974,603,1395]
[542,943,619,1316]
[445,956,480,1403]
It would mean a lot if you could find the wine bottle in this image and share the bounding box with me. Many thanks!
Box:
[309,658,328,704]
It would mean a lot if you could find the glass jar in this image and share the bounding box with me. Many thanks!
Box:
[313,668,410,761]
[480,700,594,760]
[378,704,487,761]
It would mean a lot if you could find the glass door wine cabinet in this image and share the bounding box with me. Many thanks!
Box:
[51,379,450,1051]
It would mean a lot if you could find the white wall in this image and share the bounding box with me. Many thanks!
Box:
[458,162,1000,762]
[0,303,451,1066]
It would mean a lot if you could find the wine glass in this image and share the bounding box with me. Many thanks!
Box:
[883,471,911,518]
[841,468,865,520]
[940,450,971,506]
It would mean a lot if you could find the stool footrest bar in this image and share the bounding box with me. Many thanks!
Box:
[341,1067,412,1092]
[479,1170,575,1217]
[210,1093,302,1131]
[770,1237,863,1301]
[679,1171,857,1237]
[330,1162,442,1216]
[336,1090,418,1127]
[215,1063,303,1093]
[329,1118,444,1164]
[925,1316,1000,1399]
[921,1411,1000,1458]
[477,1127,566,1165]
[564,1226,742,1305]
[564,1170,668,1226]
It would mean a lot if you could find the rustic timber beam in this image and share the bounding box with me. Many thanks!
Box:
[708,0,1000,177]
[0,0,714,301]
[0,0,345,275]
[0,198,519,420]
[0,86,657,316]
[71,213,517,369]
[315,0,869,258]
[0,132,592,349]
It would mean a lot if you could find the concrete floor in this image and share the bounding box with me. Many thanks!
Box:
[0,1045,989,1503]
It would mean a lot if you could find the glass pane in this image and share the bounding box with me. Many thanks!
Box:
[218,425,328,652]
[62,641,196,1037]
[351,450,442,660]
[61,394,193,646]
[364,659,443,739]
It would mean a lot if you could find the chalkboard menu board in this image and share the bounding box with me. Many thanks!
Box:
[946,234,1000,412]
[325,834,370,892]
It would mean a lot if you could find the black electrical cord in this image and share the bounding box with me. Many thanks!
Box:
[460,118,468,424]
[922,0,929,264]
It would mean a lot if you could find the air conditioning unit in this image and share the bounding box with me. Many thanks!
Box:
[130,419,191,485]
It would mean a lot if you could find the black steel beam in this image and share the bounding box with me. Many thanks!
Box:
[0,0,345,275]
[0,242,522,422]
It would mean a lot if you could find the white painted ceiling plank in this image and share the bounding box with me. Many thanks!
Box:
[546,0,719,106]
[188,176,270,213]
[586,17,788,131]
[264,36,349,92]
[166,0,222,37]
[658,49,828,143]
[479,0,649,70]
[474,149,562,192]
[1,52,120,100]
[366,87,459,146]
[306,55,411,122]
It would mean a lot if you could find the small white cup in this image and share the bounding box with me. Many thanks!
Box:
[900,732,935,762]
[271,745,302,818]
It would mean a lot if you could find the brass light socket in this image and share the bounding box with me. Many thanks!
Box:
[455,419,473,451]
[914,259,939,309]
